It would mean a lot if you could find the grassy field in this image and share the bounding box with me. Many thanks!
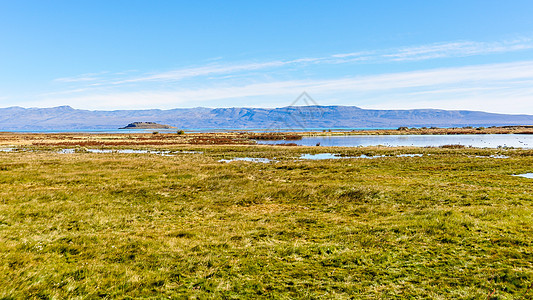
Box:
[0,142,532,299]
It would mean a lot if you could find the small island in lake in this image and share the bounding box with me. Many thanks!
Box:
[119,122,176,129]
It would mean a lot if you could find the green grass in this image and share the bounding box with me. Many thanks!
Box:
[0,145,532,299]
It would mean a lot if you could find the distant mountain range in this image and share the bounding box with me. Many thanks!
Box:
[0,105,532,130]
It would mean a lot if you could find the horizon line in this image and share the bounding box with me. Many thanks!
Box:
[2,105,533,116]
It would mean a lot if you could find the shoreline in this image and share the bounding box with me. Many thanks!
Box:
[1,125,533,136]
[0,129,532,149]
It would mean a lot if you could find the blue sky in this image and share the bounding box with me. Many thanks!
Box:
[1,1,533,113]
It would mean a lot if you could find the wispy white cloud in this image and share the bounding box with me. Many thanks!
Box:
[55,77,100,83]
[331,51,374,59]
[51,37,533,89]
[111,61,288,84]
[35,60,533,114]
[36,37,533,114]
[54,71,111,83]
[383,38,533,61]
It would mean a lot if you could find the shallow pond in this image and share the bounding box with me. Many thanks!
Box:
[513,173,533,179]
[219,153,426,162]
[472,155,510,159]
[217,151,515,163]
[300,153,386,160]
[219,157,274,163]
[58,149,202,156]
[257,134,533,148]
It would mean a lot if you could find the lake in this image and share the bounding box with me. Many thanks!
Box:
[256,134,533,148]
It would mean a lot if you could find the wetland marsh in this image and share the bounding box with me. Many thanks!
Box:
[0,133,532,298]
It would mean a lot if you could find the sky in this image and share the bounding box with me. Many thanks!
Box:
[1,1,533,114]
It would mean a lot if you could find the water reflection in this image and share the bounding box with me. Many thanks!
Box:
[513,173,533,179]
[300,153,386,160]
[219,157,274,163]
[257,134,533,148]
[58,149,202,156]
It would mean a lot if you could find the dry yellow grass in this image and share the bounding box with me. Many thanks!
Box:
[0,138,532,298]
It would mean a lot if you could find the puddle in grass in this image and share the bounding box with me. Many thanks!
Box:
[219,157,275,163]
[58,149,202,156]
[217,153,388,163]
[513,173,533,179]
[0,148,32,153]
[301,153,513,160]
[300,153,423,160]
[300,153,369,160]
[396,154,424,157]
[1,147,203,155]
[472,155,510,159]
